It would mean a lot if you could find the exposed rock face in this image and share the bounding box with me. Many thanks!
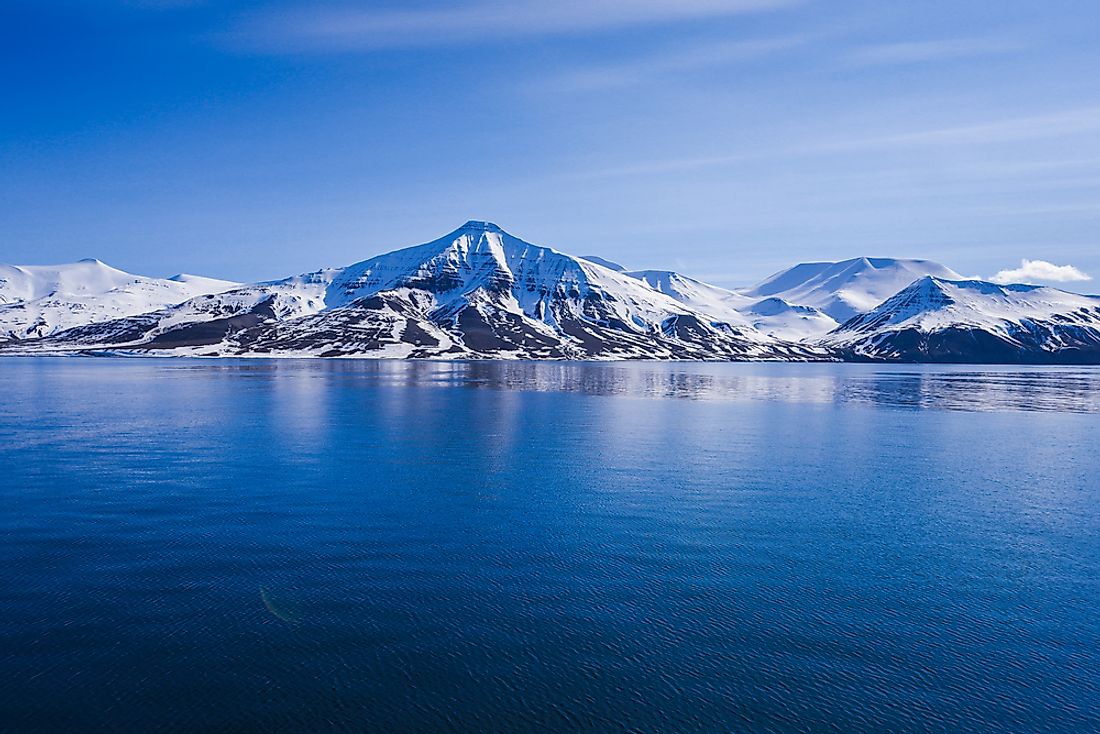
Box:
[5,224,1099,363]
[825,277,1100,363]
[5,222,824,361]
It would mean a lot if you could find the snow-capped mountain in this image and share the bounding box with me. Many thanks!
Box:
[743,298,840,342]
[15,222,820,360]
[625,269,839,341]
[741,257,963,323]
[4,224,1098,363]
[826,277,1100,363]
[626,270,753,323]
[0,259,239,340]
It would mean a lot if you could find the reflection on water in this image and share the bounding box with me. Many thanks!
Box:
[162,359,1100,413]
[0,357,1097,733]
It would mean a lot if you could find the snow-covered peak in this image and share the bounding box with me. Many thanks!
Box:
[832,276,1100,336]
[132,222,723,348]
[741,297,840,341]
[1,259,136,303]
[627,269,751,315]
[741,257,963,322]
[454,220,505,235]
[747,297,824,317]
[13,221,813,358]
[821,276,1100,361]
[322,223,564,306]
[623,269,848,340]
[0,260,239,339]
[7,224,1098,362]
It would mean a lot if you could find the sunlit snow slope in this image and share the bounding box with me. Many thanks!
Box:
[14,222,818,360]
[826,277,1100,362]
[0,260,239,340]
[5,225,1099,363]
[740,257,963,323]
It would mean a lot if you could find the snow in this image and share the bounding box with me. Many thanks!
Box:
[630,257,969,341]
[741,257,964,323]
[824,276,1100,359]
[5,223,1097,362]
[0,260,239,340]
[11,222,813,359]
[627,270,752,320]
[744,298,840,342]
[315,220,720,335]
[625,269,843,341]
[830,277,1100,338]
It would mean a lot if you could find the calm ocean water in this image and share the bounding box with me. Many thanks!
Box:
[0,358,1097,733]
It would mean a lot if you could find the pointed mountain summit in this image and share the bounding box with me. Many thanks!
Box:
[741,257,963,323]
[5,223,1099,363]
[16,222,820,360]
[827,277,1100,362]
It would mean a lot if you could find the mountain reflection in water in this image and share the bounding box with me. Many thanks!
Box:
[1,357,1097,733]
[163,360,1100,413]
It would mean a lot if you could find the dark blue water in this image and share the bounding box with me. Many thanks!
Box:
[1,359,1098,733]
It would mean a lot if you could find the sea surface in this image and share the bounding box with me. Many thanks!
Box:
[0,358,1098,733]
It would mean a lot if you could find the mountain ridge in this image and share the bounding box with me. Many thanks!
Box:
[740,257,964,323]
[0,260,239,340]
[2,222,1097,363]
[826,276,1100,363]
[3,222,817,360]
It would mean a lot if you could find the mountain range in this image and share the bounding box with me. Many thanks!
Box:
[2,221,1098,363]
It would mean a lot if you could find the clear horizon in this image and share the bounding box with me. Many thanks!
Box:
[2,1,1098,289]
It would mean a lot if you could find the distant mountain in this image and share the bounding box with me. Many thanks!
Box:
[825,277,1100,363]
[579,255,626,272]
[11,222,819,360]
[0,259,238,340]
[633,257,965,343]
[744,298,839,342]
[4,225,1098,363]
[626,270,839,341]
[741,257,963,323]
[625,270,753,323]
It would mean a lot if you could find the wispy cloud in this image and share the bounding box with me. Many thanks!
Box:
[544,35,807,92]
[230,0,802,53]
[569,107,1100,179]
[843,37,1026,68]
[990,259,1092,284]
[825,107,1100,150]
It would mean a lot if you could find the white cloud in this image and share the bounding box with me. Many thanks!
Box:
[990,259,1092,284]
[232,0,802,52]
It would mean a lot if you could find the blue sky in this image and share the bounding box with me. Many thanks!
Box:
[2,0,1099,288]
